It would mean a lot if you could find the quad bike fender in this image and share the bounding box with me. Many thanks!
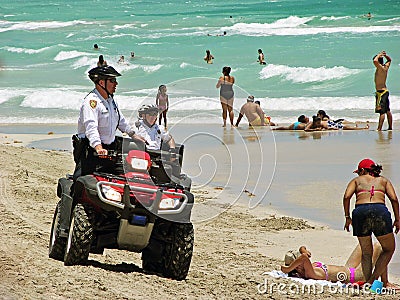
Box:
[74,175,99,199]
[57,177,74,238]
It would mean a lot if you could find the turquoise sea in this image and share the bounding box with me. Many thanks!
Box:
[1,0,400,124]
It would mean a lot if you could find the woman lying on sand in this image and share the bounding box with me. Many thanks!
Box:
[281,243,399,289]
[273,115,310,130]
[305,116,369,132]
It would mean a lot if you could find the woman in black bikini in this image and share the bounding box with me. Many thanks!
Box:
[343,159,399,287]
[216,66,235,127]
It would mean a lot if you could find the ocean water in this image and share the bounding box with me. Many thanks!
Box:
[1,0,400,125]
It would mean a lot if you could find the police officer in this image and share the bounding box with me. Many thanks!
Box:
[136,104,181,179]
[136,104,175,150]
[74,65,144,178]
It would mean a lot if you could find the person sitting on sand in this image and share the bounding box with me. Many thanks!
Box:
[255,100,275,126]
[281,243,399,289]
[235,96,273,127]
[274,115,309,130]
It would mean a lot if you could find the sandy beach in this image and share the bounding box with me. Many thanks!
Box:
[0,126,399,299]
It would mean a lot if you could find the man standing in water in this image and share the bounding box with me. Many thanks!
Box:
[373,51,392,131]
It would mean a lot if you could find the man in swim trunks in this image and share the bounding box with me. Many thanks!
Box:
[373,51,392,131]
[343,159,399,286]
[235,96,271,127]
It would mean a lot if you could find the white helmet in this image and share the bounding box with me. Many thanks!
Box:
[138,104,159,118]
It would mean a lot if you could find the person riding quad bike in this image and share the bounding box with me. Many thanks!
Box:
[49,67,194,280]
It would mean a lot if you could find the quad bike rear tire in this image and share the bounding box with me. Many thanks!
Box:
[48,201,67,261]
[142,222,194,280]
[64,203,94,266]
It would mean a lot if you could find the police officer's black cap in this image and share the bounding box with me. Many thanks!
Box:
[88,66,121,81]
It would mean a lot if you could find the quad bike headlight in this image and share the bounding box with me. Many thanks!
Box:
[130,158,149,171]
[101,185,122,202]
[159,197,181,210]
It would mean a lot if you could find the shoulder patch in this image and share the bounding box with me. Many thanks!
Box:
[89,100,97,109]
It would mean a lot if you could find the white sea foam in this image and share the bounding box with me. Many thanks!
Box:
[113,24,137,30]
[101,33,140,39]
[0,20,94,33]
[224,17,400,36]
[108,63,163,73]
[259,64,360,83]
[20,89,84,110]
[0,116,77,124]
[138,42,161,45]
[71,56,98,69]
[258,95,400,111]
[124,88,159,95]
[0,89,30,104]
[179,62,207,69]
[376,17,400,23]
[2,46,52,54]
[11,84,399,114]
[320,16,351,21]
[54,50,93,61]
[142,64,163,72]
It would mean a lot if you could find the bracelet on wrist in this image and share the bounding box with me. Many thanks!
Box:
[345,215,351,218]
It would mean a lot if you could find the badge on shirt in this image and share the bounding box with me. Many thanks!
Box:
[89,100,97,109]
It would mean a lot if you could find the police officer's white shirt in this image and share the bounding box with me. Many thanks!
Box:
[136,120,171,150]
[77,89,134,148]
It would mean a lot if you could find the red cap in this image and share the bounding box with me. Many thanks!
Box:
[353,159,375,173]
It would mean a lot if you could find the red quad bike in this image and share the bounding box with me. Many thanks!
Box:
[49,136,194,280]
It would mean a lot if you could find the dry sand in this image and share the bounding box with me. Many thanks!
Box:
[0,135,398,299]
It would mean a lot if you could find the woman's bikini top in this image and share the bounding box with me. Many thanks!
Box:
[356,185,385,200]
[313,262,329,280]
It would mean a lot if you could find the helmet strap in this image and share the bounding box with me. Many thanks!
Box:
[97,78,113,98]
[143,117,156,128]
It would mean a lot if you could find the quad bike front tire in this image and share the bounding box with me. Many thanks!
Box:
[163,223,194,280]
[142,222,194,280]
[64,203,94,266]
[48,201,67,261]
